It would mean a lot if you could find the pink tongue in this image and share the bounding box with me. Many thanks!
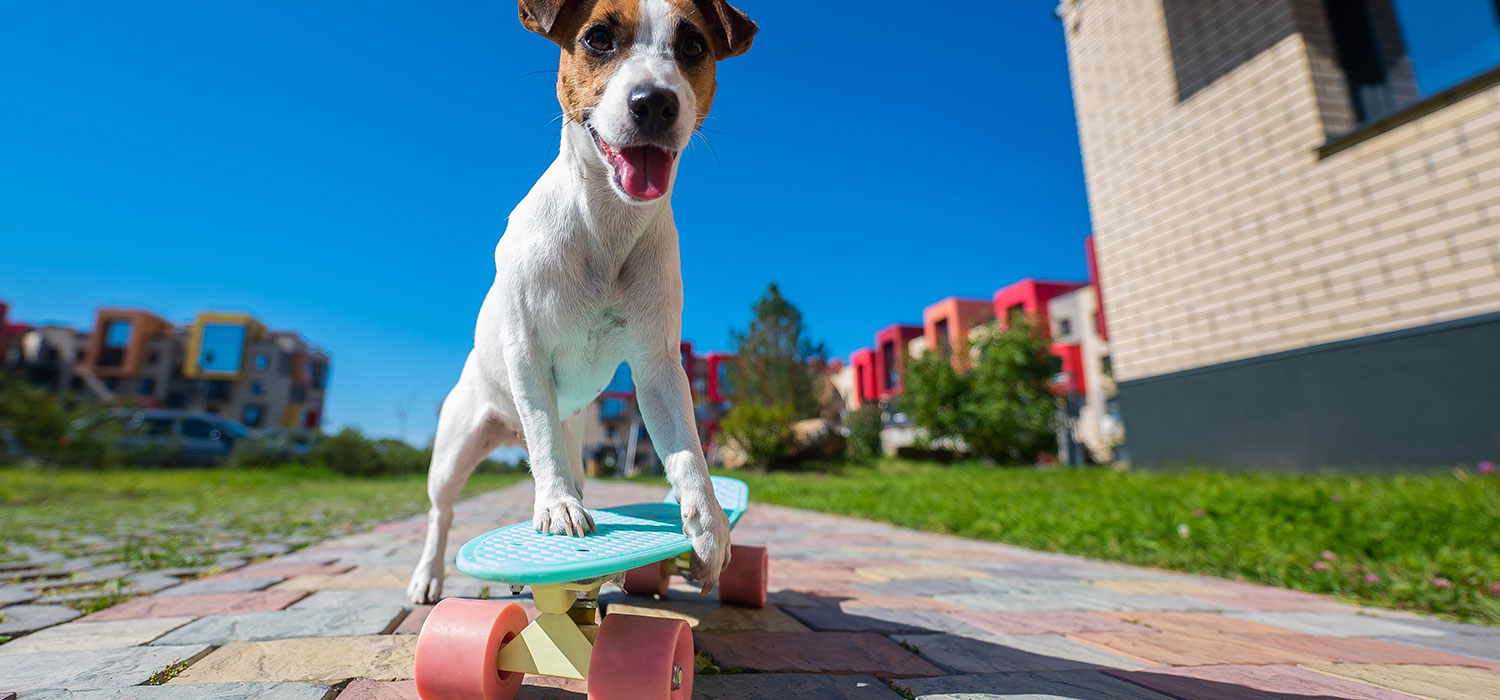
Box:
[615,146,673,200]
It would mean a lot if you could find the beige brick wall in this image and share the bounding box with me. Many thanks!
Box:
[1062,0,1500,382]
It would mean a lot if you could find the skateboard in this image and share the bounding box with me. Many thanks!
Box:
[414,476,768,700]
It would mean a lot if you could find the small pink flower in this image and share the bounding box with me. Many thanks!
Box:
[1321,550,1337,561]
[1491,583,1500,596]
[1313,561,1329,571]
[1479,461,1497,475]
[1192,508,1206,518]
[1432,577,1453,589]
[1365,573,1382,584]
[1330,494,1343,503]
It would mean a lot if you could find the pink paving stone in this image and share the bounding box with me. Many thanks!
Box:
[1246,634,1500,669]
[1092,611,1292,636]
[949,611,1151,635]
[393,606,432,635]
[207,564,356,581]
[695,631,944,678]
[81,591,308,621]
[1186,594,1349,612]
[339,680,417,700]
[1110,664,1425,700]
[1069,631,1334,666]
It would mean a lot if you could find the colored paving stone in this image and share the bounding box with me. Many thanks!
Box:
[855,565,993,581]
[937,591,1119,612]
[289,589,413,610]
[1088,579,1240,597]
[211,563,354,580]
[782,606,987,636]
[1224,612,1448,637]
[82,591,308,621]
[24,683,334,700]
[891,633,1151,673]
[1113,664,1426,700]
[154,576,285,598]
[602,600,809,632]
[0,585,39,606]
[392,605,432,634]
[1302,664,1500,700]
[693,673,901,699]
[1251,634,1500,667]
[1070,631,1328,666]
[896,669,1176,699]
[271,573,410,591]
[855,577,1009,597]
[0,616,195,656]
[0,604,82,635]
[1378,634,1500,663]
[947,611,1149,635]
[1093,611,1290,636]
[1371,616,1500,637]
[0,644,212,692]
[694,631,944,677]
[336,680,419,700]
[170,635,419,684]
[151,605,407,645]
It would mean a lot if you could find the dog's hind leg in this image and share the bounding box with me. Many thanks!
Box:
[407,353,517,604]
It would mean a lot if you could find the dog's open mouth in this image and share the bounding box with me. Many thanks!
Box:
[590,127,677,201]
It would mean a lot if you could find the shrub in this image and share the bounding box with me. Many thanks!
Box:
[903,318,1058,463]
[845,405,884,461]
[310,427,388,477]
[719,402,796,468]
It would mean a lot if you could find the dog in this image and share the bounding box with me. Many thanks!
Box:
[406,0,757,605]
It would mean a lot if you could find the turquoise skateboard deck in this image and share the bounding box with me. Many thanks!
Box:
[456,476,749,586]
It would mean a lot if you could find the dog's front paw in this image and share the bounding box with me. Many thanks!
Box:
[406,560,444,604]
[680,492,733,594]
[533,495,596,537]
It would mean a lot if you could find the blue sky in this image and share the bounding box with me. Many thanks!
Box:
[1,1,1091,442]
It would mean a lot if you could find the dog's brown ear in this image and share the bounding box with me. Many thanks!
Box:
[518,0,577,42]
[694,0,758,59]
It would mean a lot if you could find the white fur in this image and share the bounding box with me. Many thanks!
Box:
[407,0,732,605]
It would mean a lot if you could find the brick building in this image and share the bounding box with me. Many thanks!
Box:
[1059,0,1500,467]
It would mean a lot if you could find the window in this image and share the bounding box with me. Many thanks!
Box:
[254,353,269,371]
[205,380,233,401]
[1325,0,1500,123]
[935,319,952,359]
[146,351,159,366]
[98,320,131,368]
[1006,303,1026,325]
[251,381,266,396]
[181,419,216,439]
[143,418,174,435]
[198,324,247,373]
[243,405,263,428]
[290,384,307,403]
[882,341,897,391]
[141,378,156,395]
[1058,318,1073,337]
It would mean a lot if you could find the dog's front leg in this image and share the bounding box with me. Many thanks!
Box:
[631,353,732,593]
[504,339,596,537]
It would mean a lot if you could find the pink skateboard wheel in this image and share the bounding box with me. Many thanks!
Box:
[588,613,693,700]
[621,560,671,598]
[717,545,768,608]
[414,598,528,700]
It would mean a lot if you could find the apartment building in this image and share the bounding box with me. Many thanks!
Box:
[1059,0,1500,467]
[3,304,330,431]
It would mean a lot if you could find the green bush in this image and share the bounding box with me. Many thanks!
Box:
[903,318,1058,463]
[0,372,121,468]
[719,402,796,468]
[845,405,884,461]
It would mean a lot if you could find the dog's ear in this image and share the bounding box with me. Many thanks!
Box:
[518,0,578,43]
[694,0,758,59]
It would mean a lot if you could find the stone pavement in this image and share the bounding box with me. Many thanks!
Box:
[2,480,1498,699]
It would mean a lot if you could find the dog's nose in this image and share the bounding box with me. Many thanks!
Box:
[629,87,679,135]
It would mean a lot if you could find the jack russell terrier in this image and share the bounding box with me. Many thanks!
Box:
[407,0,757,604]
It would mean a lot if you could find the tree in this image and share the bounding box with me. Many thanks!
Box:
[726,283,827,419]
[902,317,1059,463]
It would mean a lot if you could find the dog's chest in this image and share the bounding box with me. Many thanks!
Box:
[552,306,632,411]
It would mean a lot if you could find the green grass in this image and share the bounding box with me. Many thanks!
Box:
[723,460,1500,625]
[0,465,525,569]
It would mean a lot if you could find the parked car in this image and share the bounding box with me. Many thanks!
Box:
[108,409,250,466]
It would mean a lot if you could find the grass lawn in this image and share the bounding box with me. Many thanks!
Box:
[1,465,524,586]
[724,459,1500,625]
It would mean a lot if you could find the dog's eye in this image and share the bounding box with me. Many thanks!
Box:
[679,34,707,59]
[584,27,615,53]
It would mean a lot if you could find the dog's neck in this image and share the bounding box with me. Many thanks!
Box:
[538,122,676,263]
